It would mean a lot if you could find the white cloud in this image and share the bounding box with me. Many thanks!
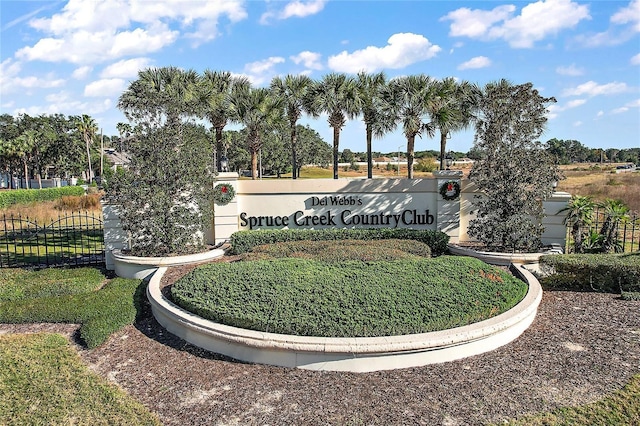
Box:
[562,81,629,97]
[290,51,323,70]
[612,107,629,114]
[72,66,93,79]
[556,64,584,76]
[13,98,113,118]
[0,58,65,96]
[442,0,591,48]
[632,53,640,65]
[573,121,582,127]
[17,0,247,64]
[547,98,586,118]
[596,110,604,117]
[260,0,326,24]
[612,99,640,114]
[611,0,640,32]
[241,57,285,85]
[101,58,153,79]
[328,33,441,73]
[458,56,491,70]
[565,99,586,108]
[108,24,178,58]
[441,5,515,38]
[84,78,127,97]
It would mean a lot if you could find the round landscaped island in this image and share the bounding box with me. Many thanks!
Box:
[147,242,542,372]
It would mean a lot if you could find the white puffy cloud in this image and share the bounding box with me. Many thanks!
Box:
[442,0,591,48]
[17,0,247,64]
[0,59,65,96]
[260,0,326,24]
[72,66,93,79]
[328,33,441,73]
[290,51,323,71]
[611,0,640,32]
[441,5,515,38]
[457,56,491,70]
[631,53,640,65]
[562,81,629,97]
[556,64,584,76]
[241,57,286,85]
[13,98,112,117]
[101,58,153,79]
[84,78,127,97]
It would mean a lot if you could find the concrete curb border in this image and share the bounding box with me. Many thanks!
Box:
[113,248,226,280]
[146,263,542,372]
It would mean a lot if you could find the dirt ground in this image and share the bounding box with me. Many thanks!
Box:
[2,268,639,425]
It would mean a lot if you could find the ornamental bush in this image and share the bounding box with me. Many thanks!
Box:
[229,228,449,256]
[468,80,562,252]
[539,253,640,293]
[242,239,431,262]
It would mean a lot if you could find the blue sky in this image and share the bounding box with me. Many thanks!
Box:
[1,0,639,154]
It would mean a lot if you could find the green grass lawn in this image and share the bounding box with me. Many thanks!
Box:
[0,333,160,426]
[0,267,143,348]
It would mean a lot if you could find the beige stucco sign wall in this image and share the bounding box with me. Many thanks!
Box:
[103,171,570,270]
[212,171,570,248]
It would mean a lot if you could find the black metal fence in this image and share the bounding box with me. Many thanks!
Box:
[567,209,640,253]
[0,212,104,268]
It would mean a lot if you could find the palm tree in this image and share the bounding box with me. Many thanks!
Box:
[560,195,596,253]
[270,74,314,179]
[379,74,436,178]
[0,131,36,189]
[118,66,200,128]
[429,78,480,170]
[229,87,283,179]
[355,71,394,179]
[75,115,97,182]
[199,70,250,172]
[308,73,360,179]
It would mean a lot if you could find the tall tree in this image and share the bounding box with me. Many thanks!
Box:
[355,71,393,179]
[118,66,200,128]
[270,74,314,179]
[468,79,561,252]
[379,74,436,178]
[230,87,283,179]
[429,78,480,170]
[75,114,97,182]
[199,70,250,172]
[308,73,360,179]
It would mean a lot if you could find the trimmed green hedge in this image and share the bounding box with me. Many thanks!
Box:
[0,268,144,348]
[229,228,450,256]
[170,256,527,337]
[0,186,85,209]
[540,253,640,293]
[242,239,431,262]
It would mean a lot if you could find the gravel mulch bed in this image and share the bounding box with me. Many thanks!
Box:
[2,265,639,425]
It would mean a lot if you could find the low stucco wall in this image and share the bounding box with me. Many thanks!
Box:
[146,263,543,372]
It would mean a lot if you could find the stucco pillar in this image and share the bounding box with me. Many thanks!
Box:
[102,202,129,270]
[541,191,571,250]
[433,170,463,243]
[213,172,240,244]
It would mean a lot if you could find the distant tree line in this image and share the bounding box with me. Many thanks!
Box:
[0,113,120,189]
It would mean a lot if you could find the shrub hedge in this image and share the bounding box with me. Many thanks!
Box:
[540,253,640,293]
[242,239,431,262]
[170,256,528,338]
[0,186,85,209]
[229,228,450,256]
[0,268,144,348]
